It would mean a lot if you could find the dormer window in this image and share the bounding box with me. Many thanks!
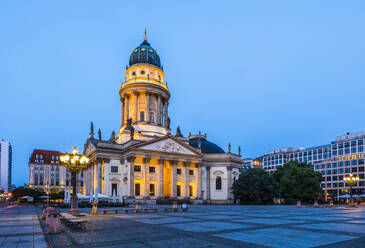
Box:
[140,71,145,75]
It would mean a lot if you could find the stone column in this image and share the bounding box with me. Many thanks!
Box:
[184,162,190,198]
[125,95,129,122]
[170,161,177,198]
[127,156,136,196]
[121,97,124,126]
[144,157,151,197]
[196,163,202,198]
[146,92,150,123]
[164,101,168,128]
[158,159,165,197]
[227,166,232,200]
[97,159,102,194]
[157,95,161,125]
[134,91,138,123]
[206,166,211,202]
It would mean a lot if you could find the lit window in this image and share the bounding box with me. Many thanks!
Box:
[134,49,138,53]
[339,156,343,161]
[149,49,153,53]
[141,48,145,52]
[345,155,350,160]
[352,154,357,159]
[359,154,364,158]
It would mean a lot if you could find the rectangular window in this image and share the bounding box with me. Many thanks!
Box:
[332,163,337,168]
[177,168,182,175]
[326,164,331,169]
[351,160,357,166]
[359,166,364,172]
[345,161,350,166]
[339,162,344,167]
[359,146,364,152]
[149,184,155,196]
[351,167,358,172]
[134,166,141,172]
[177,185,181,197]
[359,140,364,146]
[149,167,155,173]
[332,169,337,174]
[338,150,343,155]
[339,169,344,174]
[345,142,350,148]
[321,164,325,169]
[345,168,350,173]
[351,147,357,153]
[351,141,357,146]
[345,148,350,154]
[189,170,194,175]
[111,166,118,173]
[189,185,193,197]
[135,183,140,196]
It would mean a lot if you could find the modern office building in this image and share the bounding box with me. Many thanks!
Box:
[242,158,262,172]
[28,149,80,193]
[261,131,365,199]
[0,141,12,193]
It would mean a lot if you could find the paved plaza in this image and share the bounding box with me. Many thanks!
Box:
[43,205,365,248]
[0,205,47,248]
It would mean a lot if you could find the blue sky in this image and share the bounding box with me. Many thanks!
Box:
[1,1,365,186]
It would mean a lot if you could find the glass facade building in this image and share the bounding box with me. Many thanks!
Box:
[260,131,365,199]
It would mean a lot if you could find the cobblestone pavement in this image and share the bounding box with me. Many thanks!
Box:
[46,205,365,248]
[0,205,48,248]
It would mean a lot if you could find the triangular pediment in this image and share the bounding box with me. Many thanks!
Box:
[136,137,200,156]
[84,139,96,156]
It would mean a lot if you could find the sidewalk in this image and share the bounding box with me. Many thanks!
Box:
[0,205,48,248]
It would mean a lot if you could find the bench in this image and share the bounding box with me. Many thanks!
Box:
[141,208,158,212]
[100,208,158,214]
[164,207,178,212]
[100,208,137,214]
[60,213,86,229]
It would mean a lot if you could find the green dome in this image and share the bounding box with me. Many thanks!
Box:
[129,40,162,70]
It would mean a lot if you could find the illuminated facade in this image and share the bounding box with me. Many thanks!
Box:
[28,149,81,193]
[81,33,241,204]
[260,131,365,199]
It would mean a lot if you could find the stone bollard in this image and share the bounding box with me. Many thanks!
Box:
[313,201,319,208]
[329,200,334,208]
[181,203,188,212]
[91,202,98,215]
[135,202,141,213]
[47,209,63,233]
[45,207,55,226]
[172,201,178,212]
[296,201,301,208]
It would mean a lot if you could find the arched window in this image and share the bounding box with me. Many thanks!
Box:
[216,176,222,190]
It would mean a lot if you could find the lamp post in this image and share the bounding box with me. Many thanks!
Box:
[59,147,89,215]
[343,173,360,207]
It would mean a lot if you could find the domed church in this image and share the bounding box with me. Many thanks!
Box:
[82,31,242,204]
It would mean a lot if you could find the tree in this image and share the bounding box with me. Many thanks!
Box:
[11,186,44,200]
[232,168,278,204]
[273,161,322,203]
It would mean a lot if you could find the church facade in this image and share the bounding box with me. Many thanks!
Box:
[81,33,241,204]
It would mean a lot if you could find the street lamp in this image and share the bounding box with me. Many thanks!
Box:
[59,147,89,215]
[343,173,360,206]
